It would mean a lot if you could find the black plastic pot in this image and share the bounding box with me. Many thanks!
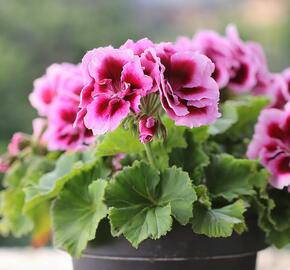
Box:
[73,220,267,270]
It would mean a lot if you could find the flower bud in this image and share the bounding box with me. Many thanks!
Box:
[8,132,30,156]
[138,116,157,144]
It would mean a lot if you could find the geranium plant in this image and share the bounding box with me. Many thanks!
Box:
[0,25,289,259]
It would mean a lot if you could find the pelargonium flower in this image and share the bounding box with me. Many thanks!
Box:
[0,160,9,173]
[248,42,273,96]
[112,153,125,171]
[78,46,153,135]
[44,98,93,151]
[139,116,157,144]
[121,38,163,94]
[226,25,258,93]
[32,118,47,142]
[192,30,233,88]
[247,103,290,191]
[156,43,220,128]
[29,63,83,116]
[267,74,288,109]
[282,68,290,101]
[8,132,29,156]
[120,38,154,56]
[175,36,196,51]
[30,63,94,151]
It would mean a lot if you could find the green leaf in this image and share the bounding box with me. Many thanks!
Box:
[151,117,187,170]
[162,116,187,151]
[213,97,269,157]
[3,161,28,187]
[24,152,109,211]
[259,189,290,248]
[151,143,170,171]
[191,126,209,142]
[170,130,209,184]
[52,171,107,258]
[22,157,55,186]
[0,157,55,237]
[267,228,290,248]
[109,204,172,248]
[269,190,290,232]
[205,154,265,201]
[209,101,238,135]
[95,126,144,156]
[159,166,197,224]
[194,185,212,208]
[0,188,33,237]
[105,161,196,247]
[192,200,247,237]
[225,96,269,139]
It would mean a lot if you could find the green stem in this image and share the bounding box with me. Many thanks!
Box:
[144,143,156,168]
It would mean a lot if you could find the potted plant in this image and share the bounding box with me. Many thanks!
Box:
[0,25,289,270]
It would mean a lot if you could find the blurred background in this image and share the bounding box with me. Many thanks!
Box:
[0,0,289,269]
[0,0,289,145]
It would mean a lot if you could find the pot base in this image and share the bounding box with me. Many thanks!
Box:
[73,253,258,270]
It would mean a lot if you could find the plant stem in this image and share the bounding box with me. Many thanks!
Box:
[144,143,156,168]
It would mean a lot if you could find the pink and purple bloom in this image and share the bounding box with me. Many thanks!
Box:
[121,38,163,94]
[226,25,259,93]
[43,98,93,151]
[8,132,29,156]
[139,116,157,144]
[78,46,153,135]
[0,160,9,173]
[192,30,233,88]
[267,74,288,109]
[30,63,94,151]
[156,43,220,128]
[247,103,290,191]
[29,63,82,116]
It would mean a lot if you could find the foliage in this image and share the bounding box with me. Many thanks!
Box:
[105,161,196,247]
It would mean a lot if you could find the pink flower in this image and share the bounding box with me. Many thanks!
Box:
[192,30,233,88]
[282,68,290,100]
[175,36,195,51]
[247,103,290,191]
[32,118,47,142]
[248,42,273,96]
[121,38,163,94]
[120,38,154,56]
[8,132,29,156]
[30,63,94,151]
[78,47,153,135]
[0,161,9,173]
[44,98,93,151]
[265,74,288,109]
[29,63,83,116]
[267,153,290,190]
[226,25,258,93]
[156,43,220,128]
[112,153,125,171]
[139,116,157,144]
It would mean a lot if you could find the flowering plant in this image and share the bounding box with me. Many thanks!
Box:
[0,25,289,257]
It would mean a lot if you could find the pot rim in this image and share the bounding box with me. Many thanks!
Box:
[80,249,267,261]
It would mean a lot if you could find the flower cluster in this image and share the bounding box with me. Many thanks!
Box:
[76,38,220,141]
[176,25,290,109]
[19,26,290,193]
[2,26,290,258]
[247,103,290,191]
[29,63,93,151]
